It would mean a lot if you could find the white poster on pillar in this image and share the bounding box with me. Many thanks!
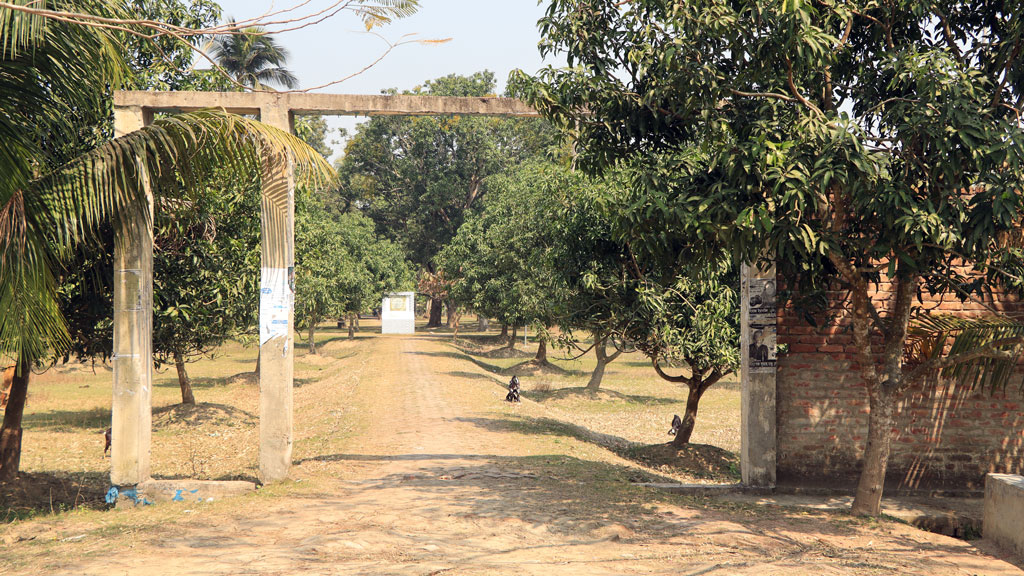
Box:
[260,267,292,345]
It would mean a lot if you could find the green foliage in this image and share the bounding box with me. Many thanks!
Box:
[907,315,1024,392]
[624,271,739,377]
[439,161,738,377]
[0,0,128,362]
[514,0,1024,370]
[295,196,412,335]
[122,0,231,91]
[348,0,420,30]
[337,71,559,274]
[295,115,333,159]
[0,0,333,364]
[437,162,567,330]
[515,0,1024,511]
[152,174,262,369]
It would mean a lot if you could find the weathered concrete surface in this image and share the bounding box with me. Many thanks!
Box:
[258,103,296,483]
[985,474,1024,556]
[137,479,256,504]
[740,263,777,487]
[113,91,539,117]
[110,107,154,487]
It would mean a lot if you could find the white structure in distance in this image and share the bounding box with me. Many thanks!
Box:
[381,292,416,334]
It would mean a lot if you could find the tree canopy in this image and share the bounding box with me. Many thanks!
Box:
[0,0,333,480]
[337,71,558,325]
[295,196,412,353]
[513,0,1024,514]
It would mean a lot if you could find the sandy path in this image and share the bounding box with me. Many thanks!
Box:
[18,334,1024,575]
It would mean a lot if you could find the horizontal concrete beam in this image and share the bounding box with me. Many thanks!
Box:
[113,91,539,118]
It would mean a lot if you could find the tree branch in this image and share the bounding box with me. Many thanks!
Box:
[784,57,823,116]
[729,89,797,103]
[651,358,692,385]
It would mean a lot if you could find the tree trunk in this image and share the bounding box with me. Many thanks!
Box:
[348,314,355,340]
[445,300,457,329]
[533,337,548,365]
[174,351,196,405]
[0,354,30,482]
[308,321,318,354]
[851,382,897,515]
[849,273,915,516]
[353,315,360,332]
[499,324,509,341]
[507,326,518,349]
[671,383,706,447]
[427,297,443,327]
[477,315,489,332]
[587,334,621,391]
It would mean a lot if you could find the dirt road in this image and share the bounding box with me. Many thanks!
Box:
[9,334,1024,575]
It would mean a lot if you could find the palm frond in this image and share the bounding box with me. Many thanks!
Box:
[0,0,126,179]
[1,109,335,362]
[906,314,1024,391]
[31,110,332,248]
[351,0,420,30]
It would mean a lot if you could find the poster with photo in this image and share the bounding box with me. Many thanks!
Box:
[749,324,777,372]
[748,278,777,324]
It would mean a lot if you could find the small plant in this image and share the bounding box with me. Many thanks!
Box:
[185,435,209,478]
[533,381,552,393]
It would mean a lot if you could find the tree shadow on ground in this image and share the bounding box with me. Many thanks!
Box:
[404,350,507,375]
[454,415,635,453]
[154,375,232,391]
[450,339,536,359]
[296,452,500,465]
[319,350,359,361]
[291,376,322,388]
[455,414,740,483]
[0,471,108,522]
[444,371,505,386]
[404,350,468,361]
[150,472,259,484]
[22,407,110,431]
[527,387,680,406]
[295,334,361,349]
[502,359,582,377]
[291,452,975,574]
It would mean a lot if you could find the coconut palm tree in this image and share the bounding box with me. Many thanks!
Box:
[0,0,333,481]
[206,19,299,90]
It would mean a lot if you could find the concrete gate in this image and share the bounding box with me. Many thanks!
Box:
[109,90,776,496]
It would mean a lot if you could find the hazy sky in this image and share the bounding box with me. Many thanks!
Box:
[213,1,562,157]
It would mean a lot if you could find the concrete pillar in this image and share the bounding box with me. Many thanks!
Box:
[257,104,295,483]
[740,262,777,487]
[110,106,154,487]
[983,474,1024,557]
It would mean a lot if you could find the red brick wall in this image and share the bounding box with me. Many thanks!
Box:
[776,282,1024,491]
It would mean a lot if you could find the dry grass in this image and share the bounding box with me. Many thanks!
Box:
[1,323,1017,576]
[3,322,740,518]
[449,334,742,454]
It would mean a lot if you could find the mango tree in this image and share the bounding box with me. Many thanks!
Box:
[512,0,1024,514]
